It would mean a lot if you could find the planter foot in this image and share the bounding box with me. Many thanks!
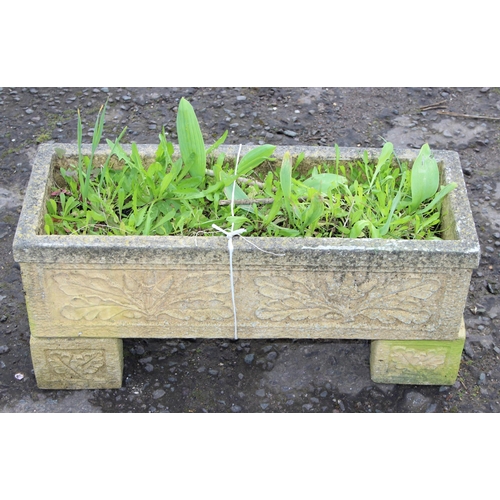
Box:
[370,319,466,385]
[30,336,123,390]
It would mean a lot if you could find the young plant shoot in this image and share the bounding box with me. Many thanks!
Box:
[45,98,456,240]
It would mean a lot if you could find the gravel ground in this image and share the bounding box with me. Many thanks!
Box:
[1,86,499,413]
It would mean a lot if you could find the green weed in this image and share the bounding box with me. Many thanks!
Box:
[45,98,456,239]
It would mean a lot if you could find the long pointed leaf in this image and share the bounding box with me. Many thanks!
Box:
[416,182,457,215]
[176,98,206,178]
[237,144,276,176]
[224,182,254,213]
[410,143,439,210]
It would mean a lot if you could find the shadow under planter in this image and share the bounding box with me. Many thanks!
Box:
[13,144,480,389]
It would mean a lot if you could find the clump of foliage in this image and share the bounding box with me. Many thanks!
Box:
[45,98,456,239]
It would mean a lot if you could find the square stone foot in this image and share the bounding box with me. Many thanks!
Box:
[30,336,123,390]
[370,319,466,385]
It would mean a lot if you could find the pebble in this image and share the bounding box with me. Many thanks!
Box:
[152,389,165,399]
[266,351,277,361]
[231,405,242,412]
[464,343,475,358]
[284,130,297,137]
[244,354,255,364]
[255,389,266,397]
[0,345,9,354]
[404,391,430,412]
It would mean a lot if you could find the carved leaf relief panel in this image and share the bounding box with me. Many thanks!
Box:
[45,349,106,380]
[254,272,444,328]
[387,346,448,371]
[47,269,233,324]
[46,268,445,330]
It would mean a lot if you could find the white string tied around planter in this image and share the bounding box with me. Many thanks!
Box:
[212,145,284,341]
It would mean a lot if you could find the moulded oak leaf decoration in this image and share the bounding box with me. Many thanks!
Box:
[254,276,345,322]
[52,270,233,323]
[255,273,442,326]
[389,346,448,371]
[355,277,442,325]
[47,350,105,379]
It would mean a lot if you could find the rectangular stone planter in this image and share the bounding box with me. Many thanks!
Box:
[13,143,480,389]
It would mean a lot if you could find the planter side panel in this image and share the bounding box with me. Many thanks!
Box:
[21,262,471,341]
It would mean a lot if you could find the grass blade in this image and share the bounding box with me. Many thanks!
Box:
[82,102,107,204]
[368,141,393,191]
[206,130,228,156]
[379,170,407,236]
[280,151,293,217]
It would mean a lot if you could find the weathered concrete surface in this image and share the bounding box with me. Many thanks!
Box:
[30,336,123,389]
[14,144,480,342]
[370,319,466,385]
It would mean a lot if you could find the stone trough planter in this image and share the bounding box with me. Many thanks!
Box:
[13,143,480,389]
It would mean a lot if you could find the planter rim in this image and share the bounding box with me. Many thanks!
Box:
[13,143,480,269]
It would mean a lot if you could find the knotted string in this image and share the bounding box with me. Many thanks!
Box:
[212,144,243,340]
[212,145,285,340]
